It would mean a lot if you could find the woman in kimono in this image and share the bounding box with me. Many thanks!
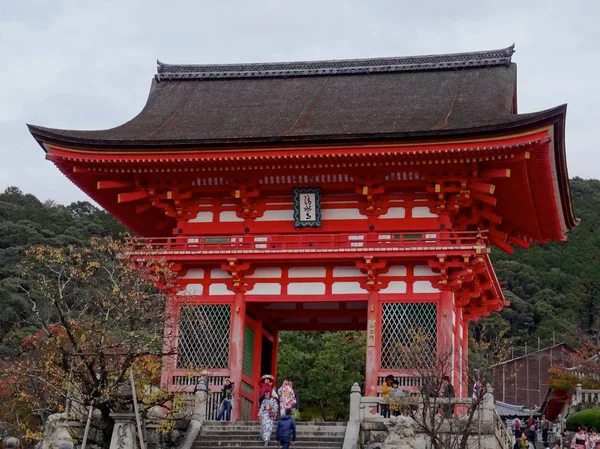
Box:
[258,390,279,447]
[588,428,600,448]
[571,427,589,449]
[278,378,297,414]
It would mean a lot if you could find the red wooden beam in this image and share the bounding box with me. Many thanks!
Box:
[470,182,496,195]
[507,234,530,250]
[118,191,149,203]
[471,191,497,207]
[479,168,511,179]
[136,203,153,214]
[97,180,132,189]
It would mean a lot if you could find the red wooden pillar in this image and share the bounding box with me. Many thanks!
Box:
[230,291,246,421]
[271,329,279,380]
[453,306,462,395]
[437,289,454,377]
[251,320,263,415]
[462,317,469,397]
[365,290,380,397]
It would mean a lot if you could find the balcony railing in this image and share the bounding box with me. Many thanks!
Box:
[126,231,488,257]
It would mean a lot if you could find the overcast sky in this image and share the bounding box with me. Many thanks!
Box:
[1,0,598,205]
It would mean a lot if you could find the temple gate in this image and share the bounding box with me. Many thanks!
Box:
[29,45,576,421]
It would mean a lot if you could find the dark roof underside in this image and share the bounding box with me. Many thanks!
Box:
[28,47,532,148]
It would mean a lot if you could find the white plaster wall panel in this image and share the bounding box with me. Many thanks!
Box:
[209,283,231,295]
[303,302,338,310]
[288,267,326,278]
[346,301,368,310]
[246,283,282,295]
[412,206,438,218]
[178,284,203,295]
[380,207,406,219]
[386,265,407,277]
[255,210,293,221]
[333,266,363,277]
[246,268,282,278]
[413,281,439,293]
[182,268,205,279]
[318,318,353,324]
[287,283,326,295]
[414,265,438,277]
[211,269,230,279]
[321,208,366,220]
[219,211,245,222]
[189,211,214,223]
[380,281,407,293]
[332,282,364,294]
[282,318,311,324]
[265,303,297,310]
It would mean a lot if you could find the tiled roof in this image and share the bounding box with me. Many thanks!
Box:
[156,45,515,81]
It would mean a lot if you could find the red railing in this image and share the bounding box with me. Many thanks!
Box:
[126,231,487,255]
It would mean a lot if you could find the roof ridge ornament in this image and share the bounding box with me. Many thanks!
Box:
[154,45,516,81]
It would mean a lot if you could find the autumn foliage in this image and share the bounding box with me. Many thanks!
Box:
[0,237,178,443]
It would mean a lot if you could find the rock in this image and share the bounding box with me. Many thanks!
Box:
[41,413,74,449]
[382,415,416,449]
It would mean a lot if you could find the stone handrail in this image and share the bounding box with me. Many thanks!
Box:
[343,382,512,449]
[573,383,600,407]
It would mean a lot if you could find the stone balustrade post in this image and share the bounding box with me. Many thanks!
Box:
[481,383,495,422]
[177,380,208,449]
[575,383,582,406]
[109,413,137,449]
[342,383,362,449]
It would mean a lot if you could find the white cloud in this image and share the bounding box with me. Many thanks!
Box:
[1,0,598,203]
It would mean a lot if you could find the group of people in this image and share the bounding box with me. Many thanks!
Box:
[258,376,298,448]
[381,374,456,418]
[212,374,297,447]
[569,427,600,449]
[513,416,600,449]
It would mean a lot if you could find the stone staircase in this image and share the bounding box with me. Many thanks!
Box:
[193,420,346,448]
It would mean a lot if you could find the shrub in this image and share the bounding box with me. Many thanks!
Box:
[566,408,600,431]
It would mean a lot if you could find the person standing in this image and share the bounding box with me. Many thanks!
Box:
[589,428,600,448]
[540,415,550,447]
[571,427,589,449]
[216,378,234,421]
[517,432,529,449]
[514,418,523,439]
[276,407,297,449]
[259,390,279,447]
[259,375,275,408]
[380,375,394,418]
[278,378,297,415]
[439,375,455,418]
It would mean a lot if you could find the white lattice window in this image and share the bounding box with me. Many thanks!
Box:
[381,302,437,370]
[177,304,231,369]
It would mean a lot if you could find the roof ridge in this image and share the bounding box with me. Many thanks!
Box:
[156,45,515,81]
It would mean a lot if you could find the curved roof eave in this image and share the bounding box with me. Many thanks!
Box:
[28,104,567,151]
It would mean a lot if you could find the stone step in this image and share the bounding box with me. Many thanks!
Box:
[194,420,346,449]
[200,428,345,434]
[192,421,346,449]
[201,420,346,426]
[194,442,342,449]
[197,433,344,440]
[199,429,345,435]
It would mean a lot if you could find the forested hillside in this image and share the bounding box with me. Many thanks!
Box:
[0,178,596,377]
[0,187,125,355]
